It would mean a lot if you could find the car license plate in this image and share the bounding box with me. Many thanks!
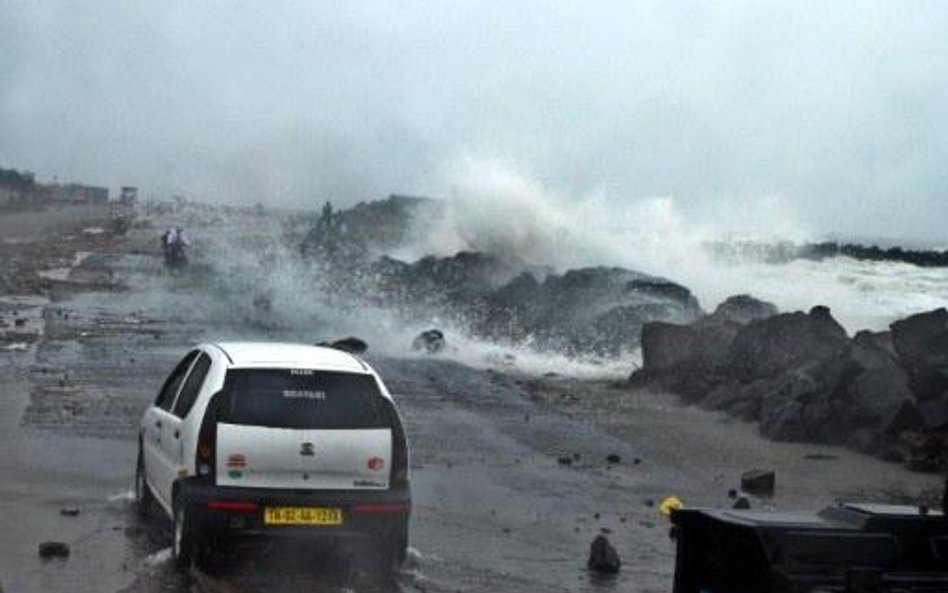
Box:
[263,506,343,526]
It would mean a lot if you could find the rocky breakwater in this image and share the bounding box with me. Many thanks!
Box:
[369,253,702,356]
[631,298,948,471]
[298,195,702,356]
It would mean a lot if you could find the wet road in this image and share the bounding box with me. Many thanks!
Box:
[0,241,674,593]
[1,212,942,593]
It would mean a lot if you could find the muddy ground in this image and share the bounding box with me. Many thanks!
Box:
[0,203,941,593]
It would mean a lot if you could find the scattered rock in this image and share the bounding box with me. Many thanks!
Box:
[606,453,621,464]
[14,317,26,327]
[727,489,738,499]
[587,535,621,574]
[38,541,70,559]
[59,507,80,517]
[557,456,573,466]
[411,329,446,353]
[732,496,751,509]
[740,468,776,497]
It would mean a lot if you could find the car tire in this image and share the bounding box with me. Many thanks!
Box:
[172,499,196,571]
[134,448,154,517]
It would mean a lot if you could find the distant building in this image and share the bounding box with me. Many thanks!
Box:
[49,183,109,203]
[0,167,36,206]
[119,186,138,205]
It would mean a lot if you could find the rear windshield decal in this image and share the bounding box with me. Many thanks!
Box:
[283,389,326,400]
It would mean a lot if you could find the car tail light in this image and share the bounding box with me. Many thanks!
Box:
[389,406,409,490]
[195,392,220,480]
[206,501,258,513]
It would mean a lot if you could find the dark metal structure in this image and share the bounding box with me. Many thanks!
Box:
[672,503,948,593]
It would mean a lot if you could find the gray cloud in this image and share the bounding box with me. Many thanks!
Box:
[2,0,947,242]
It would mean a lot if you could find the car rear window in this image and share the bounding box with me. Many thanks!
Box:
[220,369,389,429]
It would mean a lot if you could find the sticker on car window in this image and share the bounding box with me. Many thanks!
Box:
[283,389,326,400]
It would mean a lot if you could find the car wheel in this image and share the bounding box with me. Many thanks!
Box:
[172,500,196,571]
[134,448,154,517]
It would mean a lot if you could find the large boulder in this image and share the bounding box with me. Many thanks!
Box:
[758,356,853,443]
[711,294,778,324]
[890,309,948,404]
[727,306,849,382]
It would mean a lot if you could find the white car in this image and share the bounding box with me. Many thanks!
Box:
[135,342,411,570]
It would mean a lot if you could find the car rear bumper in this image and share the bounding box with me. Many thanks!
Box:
[178,480,410,542]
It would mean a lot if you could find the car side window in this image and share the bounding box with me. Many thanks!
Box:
[172,353,212,418]
[154,350,199,411]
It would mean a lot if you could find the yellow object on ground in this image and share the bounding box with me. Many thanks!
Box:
[659,495,683,517]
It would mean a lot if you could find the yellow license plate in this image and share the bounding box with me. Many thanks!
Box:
[263,507,343,526]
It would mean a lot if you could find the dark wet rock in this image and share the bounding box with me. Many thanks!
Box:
[741,468,775,497]
[59,507,80,517]
[631,319,740,400]
[711,294,779,324]
[732,496,751,509]
[412,329,446,354]
[38,541,70,559]
[319,337,368,355]
[606,453,621,464]
[587,535,621,574]
[702,380,763,421]
[758,360,851,442]
[727,306,849,382]
[891,309,948,405]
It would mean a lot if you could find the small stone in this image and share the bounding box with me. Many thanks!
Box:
[727,489,738,499]
[557,456,573,466]
[644,499,655,507]
[593,513,601,520]
[587,535,621,574]
[741,468,776,497]
[606,453,622,464]
[600,527,612,535]
[60,507,80,517]
[38,542,70,559]
[633,458,642,465]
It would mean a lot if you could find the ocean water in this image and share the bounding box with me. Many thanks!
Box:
[198,159,946,378]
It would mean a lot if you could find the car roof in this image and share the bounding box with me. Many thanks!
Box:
[208,342,369,373]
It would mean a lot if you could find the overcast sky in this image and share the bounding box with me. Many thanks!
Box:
[2,1,947,242]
